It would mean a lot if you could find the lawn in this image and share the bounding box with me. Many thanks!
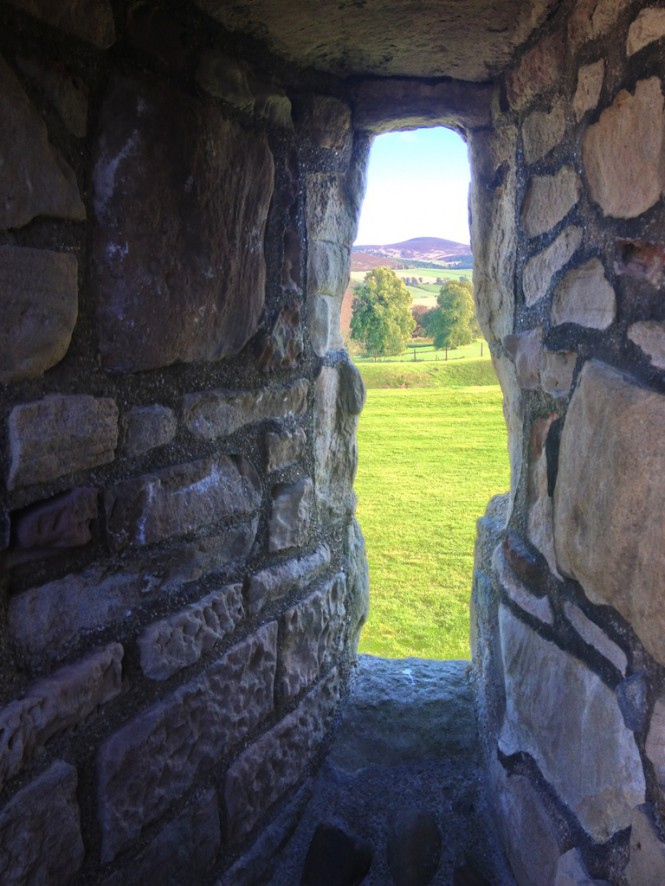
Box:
[354,353,509,660]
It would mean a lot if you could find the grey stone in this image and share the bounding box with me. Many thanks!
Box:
[563,601,627,674]
[554,360,665,665]
[268,477,314,552]
[541,350,576,398]
[139,584,244,681]
[625,805,665,886]
[526,414,560,578]
[647,696,665,790]
[92,76,273,372]
[0,644,122,790]
[122,405,176,458]
[8,395,118,490]
[259,302,303,371]
[552,258,616,329]
[583,78,665,219]
[499,605,645,841]
[329,656,478,771]
[184,380,308,440]
[9,524,257,663]
[5,0,115,47]
[627,8,665,56]
[555,848,608,885]
[105,454,261,550]
[0,760,84,885]
[17,55,88,137]
[306,173,360,246]
[307,293,344,356]
[300,95,352,150]
[225,669,340,842]
[98,623,277,861]
[490,353,523,511]
[573,61,605,121]
[266,428,307,473]
[344,517,370,653]
[522,226,582,307]
[521,166,581,238]
[14,486,98,550]
[0,55,85,230]
[0,246,78,384]
[247,543,331,615]
[492,544,553,624]
[386,808,442,886]
[195,50,253,110]
[522,100,566,164]
[278,574,345,700]
[616,672,648,732]
[503,327,542,390]
[307,240,351,299]
[507,31,564,110]
[628,320,665,369]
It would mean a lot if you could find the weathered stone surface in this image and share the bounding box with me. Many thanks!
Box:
[313,360,365,521]
[307,173,360,247]
[573,61,605,121]
[329,656,478,771]
[307,293,344,356]
[247,543,331,615]
[5,0,115,46]
[616,672,648,733]
[139,584,244,680]
[14,486,97,550]
[122,405,176,457]
[503,327,542,390]
[279,575,345,700]
[0,644,122,789]
[103,788,220,886]
[105,454,261,550]
[563,601,627,674]
[302,822,372,886]
[583,78,665,219]
[0,246,78,384]
[0,760,84,885]
[259,302,303,371]
[10,524,256,663]
[0,56,85,230]
[8,395,118,490]
[184,380,308,440]
[567,0,629,50]
[541,350,576,398]
[526,414,560,578]
[299,95,351,149]
[617,239,665,285]
[93,76,273,372]
[345,517,370,653]
[552,258,616,329]
[99,624,277,861]
[17,55,88,137]
[522,100,566,164]
[507,31,564,111]
[627,7,665,56]
[495,767,560,886]
[195,50,253,109]
[502,529,548,592]
[625,805,665,886]
[499,605,645,840]
[386,808,442,886]
[646,696,665,790]
[554,360,665,665]
[492,544,553,624]
[521,166,581,238]
[307,240,351,299]
[268,477,314,552]
[266,428,307,473]
[555,848,608,886]
[225,669,339,841]
[523,226,582,307]
[628,321,665,369]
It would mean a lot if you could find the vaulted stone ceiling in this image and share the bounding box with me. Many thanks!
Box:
[193,0,561,80]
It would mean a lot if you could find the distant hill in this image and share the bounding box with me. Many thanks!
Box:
[353,236,472,268]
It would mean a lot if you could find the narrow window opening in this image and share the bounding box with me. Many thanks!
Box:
[347,126,509,661]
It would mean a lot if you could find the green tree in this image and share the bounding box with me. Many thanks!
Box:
[350,267,416,357]
[423,278,479,350]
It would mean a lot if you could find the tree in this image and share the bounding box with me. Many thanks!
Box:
[423,278,479,350]
[350,267,415,357]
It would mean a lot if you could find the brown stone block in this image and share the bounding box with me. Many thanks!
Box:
[521,167,581,239]
[506,31,564,111]
[14,486,97,551]
[122,405,176,458]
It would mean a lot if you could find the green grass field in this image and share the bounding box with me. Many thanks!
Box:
[354,350,509,660]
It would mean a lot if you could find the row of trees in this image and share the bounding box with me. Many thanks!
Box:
[350,267,478,357]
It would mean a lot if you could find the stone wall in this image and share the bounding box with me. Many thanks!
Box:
[471,2,665,882]
[0,2,369,881]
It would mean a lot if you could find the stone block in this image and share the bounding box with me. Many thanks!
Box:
[14,486,97,550]
[247,543,331,615]
[105,454,261,550]
[306,173,360,246]
[259,302,303,372]
[583,78,665,219]
[555,848,608,886]
[507,31,564,111]
[278,574,345,700]
[307,293,344,356]
[299,95,352,150]
[499,605,645,841]
[225,669,339,842]
[492,544,553,625]
[552,258,616,329]
[541,351,576,398]
[573,61,605,121]
[122,405,176,457]
[627,7,665,56]
[0,644,122,789]
[567,0,629,50]
[616,239,665,285]
[0,760,84,885]
[0,56,85,231]
[526,413,560,578]
[195,50,253,110]
[98,623,277,861]
[554,360,665,665]
[521,166,581,238]
[625,805,665,886]
[9,523,256,663]
[0,246,78,384]
[503,327,542,390]
[628,321,665,369]
[563,601,627,674]
[139,584,244,680]
[17,55,88,137]
[8,395,118,490]
[268,477,314,552]
[5,0,115,46]
[184,379,308,440]
[266,428,307,473]
[647,696,665,789]
[92,76,273,372]
[307,240,351,299]
[522,100,566,164]
[616,672,648,733]
[522,226,582,307]
[344,517,370,653]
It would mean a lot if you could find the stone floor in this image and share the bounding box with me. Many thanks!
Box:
[268,656,515,885]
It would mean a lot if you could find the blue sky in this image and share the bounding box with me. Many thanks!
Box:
[354,127,471,247]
